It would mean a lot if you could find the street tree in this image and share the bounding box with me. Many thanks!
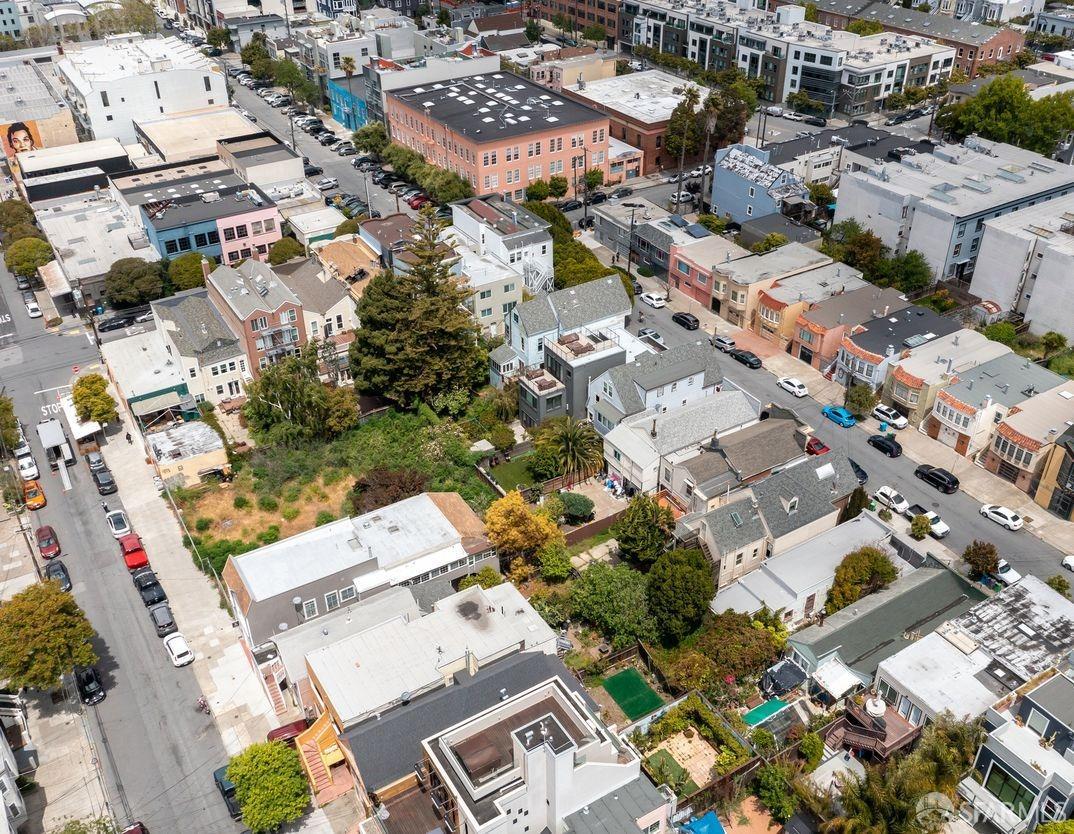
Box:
[340,55,358,126]
[844,383,877,416]
[962,540,999,578]
[1047,575,1071,599]
[349,207,486,407]
[2,222,44,244]
[206,27,231,49]
[582,24,606,44]
[0,395,17,453]
[826,546,898,613]
[525,19,540,41]
[484,490,563,558]
[582,167,604,193]
[0,198,35,230]
[169,252,213,290]
[268,237,304,265]
[103,257,163,307]
[0,582,97,691]
[569,563,656,648]
[227,742,309,832]
[50,818,117,834]
[548,175,569,198]
[72,373,118,425]
[612,494,674,565]
[524,179,550,201]
[910,514,932,541]
[648,549,712,643]
[4,236,51,278]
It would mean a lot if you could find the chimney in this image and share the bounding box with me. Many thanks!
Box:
[650,419,657,439]
[201,258,213,280]
[946,357,953,374]
[883,304,889,316]
[886,345,895,357]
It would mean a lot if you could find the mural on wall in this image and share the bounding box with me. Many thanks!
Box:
[1,120,43,159]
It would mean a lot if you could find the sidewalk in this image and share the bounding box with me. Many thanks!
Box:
[96,368,274,756]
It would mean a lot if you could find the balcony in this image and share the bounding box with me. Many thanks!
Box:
[519,368,564,397]
[958,776,1029,834]
[824,699,919,760]
[545,330,620,364]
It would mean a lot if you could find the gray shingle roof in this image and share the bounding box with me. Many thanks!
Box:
[562,776,668,834]
[621,391,757,457]
[605,342,724,417]
[515,276,630,336]
[208,259,301,319]
[489,343,518,365]
[343,652,591,791]
[274,257,349,315]
[718,416,805,481]
[942,352,1067,411]
[1027,673,1074,731]
[751,454,858,541]
[796,0,1018,45]
[151,288,241,365]
[699,499,769,556]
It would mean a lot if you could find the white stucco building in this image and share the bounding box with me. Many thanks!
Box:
[56,34,229,143]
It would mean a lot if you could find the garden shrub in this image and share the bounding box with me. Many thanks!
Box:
[233,495,250,510]
[258,495,279,512]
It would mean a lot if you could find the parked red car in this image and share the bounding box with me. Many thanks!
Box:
[805,436,830,456]
[408,194,430,209]
[267,718,311,747]
[118,534,149,570]
[34,525,61,559]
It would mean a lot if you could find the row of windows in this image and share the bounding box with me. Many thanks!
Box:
[994,434,1034,469]
[398,552,486,587]
[302,584,358,618]
[934,400,971,430]
[164,228,221,255]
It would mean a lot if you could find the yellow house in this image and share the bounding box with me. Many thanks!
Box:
[753,262,867,347]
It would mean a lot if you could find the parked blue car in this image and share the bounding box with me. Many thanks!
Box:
[821,405,857,428]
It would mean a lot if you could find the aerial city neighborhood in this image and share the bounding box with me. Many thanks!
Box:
[3,0,1074,831]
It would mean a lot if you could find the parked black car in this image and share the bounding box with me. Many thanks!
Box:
[92,468,118,495]
[584,191,608,205]
[98,315,134,332]
[729,349,762,369]
[558,199,583,212]
[303,164,323,177]
[867,434,903,458]
[45,559,72,592]
[75,667,105,705]
[132,568,168,607]
[914,464,960,494]
[848,458,868,486]
[671,311,700,330]
[611,186,634,198]
[804,116,827,127]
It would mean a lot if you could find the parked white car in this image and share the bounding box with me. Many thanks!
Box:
[995,559,1022,586]
[777,377,808,398]
[314,177,339,191]
[25,299,41,318]
[105,510,132,539]
[873,485,909,515]
[669,191,694,204]
[16,455,38,481]
[164,633,195,667]
[639,292,667,309]
[980,504,1023,531]
[872,404,908,430]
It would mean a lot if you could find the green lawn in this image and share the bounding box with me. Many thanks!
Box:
[645,749,700,797]
[603,667,663,720]
[489,453,535,492]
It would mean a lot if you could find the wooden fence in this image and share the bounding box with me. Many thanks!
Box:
[564,506,627,546]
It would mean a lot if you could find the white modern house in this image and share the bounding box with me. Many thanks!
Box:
[56,34,229,143]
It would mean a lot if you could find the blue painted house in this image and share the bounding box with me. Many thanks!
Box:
[960,672,1074,833]
[328,78,367,132]
[710,144,808,225]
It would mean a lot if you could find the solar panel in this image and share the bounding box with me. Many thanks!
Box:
[669,215,688,228]
[686,224,709,238]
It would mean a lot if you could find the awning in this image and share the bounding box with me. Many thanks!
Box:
[60,395,100,440]
[38,260,71,297]
[813,657,861,699]
[761,659,807,697]
[131,391,182,416]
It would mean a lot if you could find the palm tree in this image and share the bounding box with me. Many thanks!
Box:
[672,86,701,212]
[340,55,357,131]
[534,417,603,485]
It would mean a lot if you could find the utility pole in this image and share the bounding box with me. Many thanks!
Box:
[581,144,591,227]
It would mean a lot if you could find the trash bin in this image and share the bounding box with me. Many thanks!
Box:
[879,420,888,433]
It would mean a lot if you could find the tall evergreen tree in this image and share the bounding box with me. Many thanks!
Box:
[349,206,485,407]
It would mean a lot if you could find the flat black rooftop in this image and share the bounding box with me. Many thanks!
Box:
[848,304,961,356]
[388,71,603,142]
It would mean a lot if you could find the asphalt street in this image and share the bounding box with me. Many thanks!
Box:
[627,298,1068,581]
[0,273,238,833]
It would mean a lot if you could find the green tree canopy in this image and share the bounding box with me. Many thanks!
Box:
[844,383,878,416]
[938,74,1074,156]
[0,582,97,691]
[648,549,713,643]
[665,86,702,160]
[334,217,361,238]
[104,257,163,307]
[268,237,305,265]
[962,539,999,578]
[227,742,309,832]
[349,207,485,407]
[825,546,898,613]
[582,23,606,43]
[751,232,788,254]
[847,18,884,34]
[525,19,540,41]
[983,321,1017,346]
[206,27,231,48]
[458,566,504,590]
[0,394,18,452]
[569,563,656,648]
[0,198,35,230]
[537,540,573,582]
[531,416,603,483]
[72,373,118,424]
[612,495,674,564]
[243,345,345,444]
[548,175,569,198]
[4,235,52,278]
[524,179,550,201]
[168,252,213,291]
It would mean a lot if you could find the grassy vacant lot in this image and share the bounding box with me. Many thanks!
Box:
[179,409,497,574]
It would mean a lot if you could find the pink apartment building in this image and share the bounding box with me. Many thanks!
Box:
[385,73,611,201]
[788,286,910,372]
